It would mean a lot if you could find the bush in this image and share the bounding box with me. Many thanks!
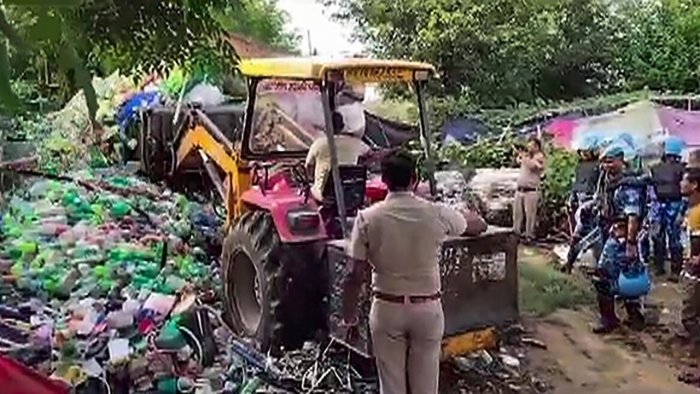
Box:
[539,146,578,236]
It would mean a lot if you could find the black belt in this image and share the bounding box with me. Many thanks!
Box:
[373,292,441,304]
[517,186,538,192]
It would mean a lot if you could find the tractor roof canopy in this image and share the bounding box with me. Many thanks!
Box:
[238,57,436,83]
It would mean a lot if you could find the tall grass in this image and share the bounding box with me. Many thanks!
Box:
[519,259,595,317]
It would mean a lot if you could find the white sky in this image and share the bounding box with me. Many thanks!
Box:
[276,0,365,56]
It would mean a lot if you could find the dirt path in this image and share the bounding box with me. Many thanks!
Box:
[520,247,699,393]
[530,309,696,394]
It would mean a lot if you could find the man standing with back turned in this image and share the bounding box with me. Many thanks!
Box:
[341,150,487,394]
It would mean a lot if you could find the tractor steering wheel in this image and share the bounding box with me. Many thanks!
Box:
[289,162,311,196]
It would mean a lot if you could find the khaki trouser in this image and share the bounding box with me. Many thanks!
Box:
[682,277,700,342]
[369,299,444,394]
[513,189,539,239]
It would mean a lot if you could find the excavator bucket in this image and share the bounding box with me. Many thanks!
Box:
[138,104,245,182]
[326,227,519,357]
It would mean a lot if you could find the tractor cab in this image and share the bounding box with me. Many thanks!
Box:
[236,57,438,239]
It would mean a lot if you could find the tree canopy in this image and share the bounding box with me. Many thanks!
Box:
[328,0,700,109]
[0,0,298,115]
[217,0,300,53]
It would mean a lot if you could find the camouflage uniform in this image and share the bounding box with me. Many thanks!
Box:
[592,173,648,331]
[649,199,687,275]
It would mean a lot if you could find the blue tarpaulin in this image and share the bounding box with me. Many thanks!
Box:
[117,91,161,131]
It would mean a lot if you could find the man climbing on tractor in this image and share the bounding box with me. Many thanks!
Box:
[563,135,602,273]
[649,136,687,280]
[591,143,651,334]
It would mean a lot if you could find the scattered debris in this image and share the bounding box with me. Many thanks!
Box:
[521,338,548,350]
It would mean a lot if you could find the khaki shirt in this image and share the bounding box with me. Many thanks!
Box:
[349,192,468,295]
[517,152,546,189]
[305,135,370,201]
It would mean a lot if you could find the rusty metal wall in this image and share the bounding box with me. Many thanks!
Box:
[326,227,519,355]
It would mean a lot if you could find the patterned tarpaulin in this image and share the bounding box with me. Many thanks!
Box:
[656,105,700,147]
[546,100,663,151]
[547,118,578,147]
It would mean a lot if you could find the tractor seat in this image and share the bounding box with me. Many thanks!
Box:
[320,165,367,238]
[321,165,367,216]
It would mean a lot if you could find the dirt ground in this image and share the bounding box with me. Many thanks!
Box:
[522,247,700,394]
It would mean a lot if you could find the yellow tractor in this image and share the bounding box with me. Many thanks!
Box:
[139,57,518,356]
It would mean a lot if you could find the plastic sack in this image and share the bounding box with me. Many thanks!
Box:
[617,266,651,298]
[0,354,70,394]
[184,83,225,107]
[117,91,161,131]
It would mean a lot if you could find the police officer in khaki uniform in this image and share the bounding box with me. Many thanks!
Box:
[341,151,487,394]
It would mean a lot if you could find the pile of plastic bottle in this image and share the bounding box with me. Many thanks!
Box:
[0,171,233,393]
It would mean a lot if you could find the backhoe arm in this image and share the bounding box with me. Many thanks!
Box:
[175,112,249,226]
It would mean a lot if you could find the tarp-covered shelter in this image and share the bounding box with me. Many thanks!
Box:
[363,111,417,148]
[441,117,491,145]
[657,106,700,148]
[536,99,700,159]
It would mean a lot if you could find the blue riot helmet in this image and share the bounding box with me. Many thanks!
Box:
[600,143,630,174]
[600,143,626,161]
[579,134,601,152]
[663,136,685,157]
[617,266,652,298]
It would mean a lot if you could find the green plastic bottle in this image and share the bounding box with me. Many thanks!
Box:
[109,176,131,188]
[94,264,107,277]
[10,262,23,278]
[240,377,262,394]
[156,378,178,394]
[110,201,131,219]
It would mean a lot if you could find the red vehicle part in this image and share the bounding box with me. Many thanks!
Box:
[240,176,326,243]
[0,355,69,394]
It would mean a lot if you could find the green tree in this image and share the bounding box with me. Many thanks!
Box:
[0,0,241,117]
[613,0,700,92]
[327,0,620,107]
[217,0,300,53]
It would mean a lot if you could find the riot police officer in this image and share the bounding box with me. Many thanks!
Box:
[592,144,651,334]
[649,136,686,278]
[563,135,602,273]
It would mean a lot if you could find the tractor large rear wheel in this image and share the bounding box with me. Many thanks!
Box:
[221,210,327,352]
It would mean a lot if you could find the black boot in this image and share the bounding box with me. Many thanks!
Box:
[623,301,645,331]
[562,240,580,274]
[670,256,683,282]
[592,294,620,334]
[653,256,667,277]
